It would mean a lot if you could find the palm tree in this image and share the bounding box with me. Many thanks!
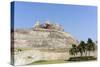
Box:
[69,44,78,56]
[87,38,95,56]
[77,41,86,56]
[84,43,88,56]
[69,48,75,56]
[77,44,83,56]
[80,41,86,53]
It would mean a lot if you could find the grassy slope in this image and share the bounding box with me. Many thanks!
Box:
[29,56,97,65]
[30,60,67,65]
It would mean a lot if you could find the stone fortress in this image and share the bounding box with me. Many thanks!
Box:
[12,20,78,66]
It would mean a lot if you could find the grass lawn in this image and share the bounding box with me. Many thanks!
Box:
[28,56,97,65]
[29,60,67,65]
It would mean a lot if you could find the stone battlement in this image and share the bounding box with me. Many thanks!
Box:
[33,20,64,31]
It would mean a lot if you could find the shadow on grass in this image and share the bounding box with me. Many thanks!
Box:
[67,56,97,61]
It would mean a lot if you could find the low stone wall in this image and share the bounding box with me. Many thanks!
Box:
[14,49,70,66]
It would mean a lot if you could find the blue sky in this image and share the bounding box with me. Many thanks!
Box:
[12,1,97,41]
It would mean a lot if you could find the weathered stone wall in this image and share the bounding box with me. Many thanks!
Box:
[13,29,78,49]
[14,49,70,65]
[12,29,78,65]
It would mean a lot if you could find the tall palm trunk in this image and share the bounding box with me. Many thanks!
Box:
[89,51,90,56]
[85,51,87,56]
[84,50,87,56]
[80,52,83,57]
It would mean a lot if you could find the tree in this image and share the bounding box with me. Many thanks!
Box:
[84,43,88,56]
[69,44,78,56]
[69,48,75,56]
[77,44,83,56]
[87,38,95,56]
[77,41,86,56]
